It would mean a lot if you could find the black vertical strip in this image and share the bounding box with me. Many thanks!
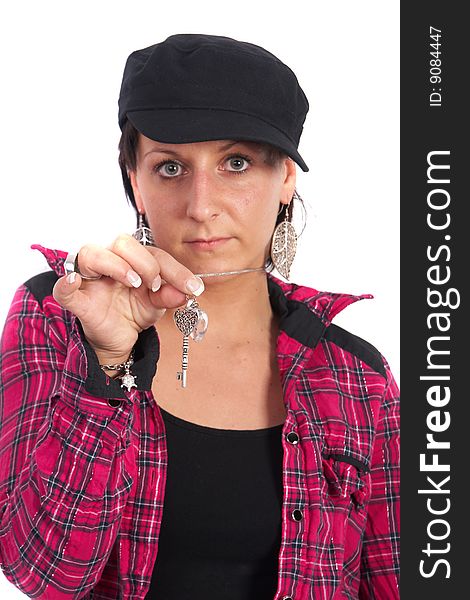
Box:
[401,3,466,598]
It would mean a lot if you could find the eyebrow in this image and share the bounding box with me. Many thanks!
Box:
[143,140,246,159]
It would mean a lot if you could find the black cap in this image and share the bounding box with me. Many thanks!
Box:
[118,34,309,171]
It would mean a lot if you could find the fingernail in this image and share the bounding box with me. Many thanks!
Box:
[127,269,142,288]
[151,275,162,292]
[186,276,204,296]
[66,272,76,284]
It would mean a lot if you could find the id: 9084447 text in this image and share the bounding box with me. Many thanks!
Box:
[429,26,442,108]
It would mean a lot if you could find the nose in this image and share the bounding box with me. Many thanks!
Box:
[185,169,221,222]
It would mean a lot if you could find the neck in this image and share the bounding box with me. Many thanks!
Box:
[159,269,276,345]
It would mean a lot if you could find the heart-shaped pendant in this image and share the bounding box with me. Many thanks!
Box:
[173,304,199,336]
[174,297,202,336]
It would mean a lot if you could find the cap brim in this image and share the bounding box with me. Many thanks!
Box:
[126,109,309,172]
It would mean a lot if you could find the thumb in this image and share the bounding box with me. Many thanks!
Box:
[53,272,90,317]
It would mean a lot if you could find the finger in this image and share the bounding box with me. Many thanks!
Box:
[53,272,91,318]
[110,235,160,290]
[111,234,205,296]
[145,281,190,311]
[78,243,144,288]
[145,246,205,296]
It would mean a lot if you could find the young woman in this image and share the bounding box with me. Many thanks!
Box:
[0,34,399,599]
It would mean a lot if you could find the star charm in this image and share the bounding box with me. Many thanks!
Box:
[120,372,137,392]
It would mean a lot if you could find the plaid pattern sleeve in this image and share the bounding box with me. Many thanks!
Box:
[0,281,138,598]
[359,359,400,599]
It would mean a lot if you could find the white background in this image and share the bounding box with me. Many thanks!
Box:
[0,1,399,596]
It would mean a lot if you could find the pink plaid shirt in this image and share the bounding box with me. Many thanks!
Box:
[0,246,399,599]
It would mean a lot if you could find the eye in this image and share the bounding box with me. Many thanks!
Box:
[224,155,252,173]
[154,160,184,178]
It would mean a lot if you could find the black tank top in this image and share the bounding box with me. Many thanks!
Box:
[146,407,284,599]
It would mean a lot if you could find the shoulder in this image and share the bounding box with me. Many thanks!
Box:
[23,270,59,309]
[20,245,66,309]
[268,273,388,379]
[322,323,387,379]
[15,271,69,336]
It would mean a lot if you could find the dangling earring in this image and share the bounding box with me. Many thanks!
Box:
[132,213,155,247]
[270,199,297,279]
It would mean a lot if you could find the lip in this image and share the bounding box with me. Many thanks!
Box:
[185,237,232,250]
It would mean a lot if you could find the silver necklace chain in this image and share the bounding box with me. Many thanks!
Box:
[194,266,266,278]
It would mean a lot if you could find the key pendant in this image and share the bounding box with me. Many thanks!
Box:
[173,297,208,388]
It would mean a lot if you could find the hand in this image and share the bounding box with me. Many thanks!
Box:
[53,234,204,363]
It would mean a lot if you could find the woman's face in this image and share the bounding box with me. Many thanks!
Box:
[129,134,296,275]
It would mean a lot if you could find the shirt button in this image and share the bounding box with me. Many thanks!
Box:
[291,508,303,522]
[107,398,122,408]
[286,431,299,444]
[282,596,293,600]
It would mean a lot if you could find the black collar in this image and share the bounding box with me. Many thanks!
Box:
[267,276,327,350]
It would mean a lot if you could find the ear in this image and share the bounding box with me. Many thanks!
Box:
[280,158,297,206]
[129,170,145,214]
